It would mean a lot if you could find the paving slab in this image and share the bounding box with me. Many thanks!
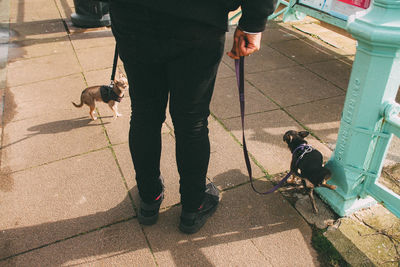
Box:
[6,51,81,87]
[143,180,319,266]
[2,220,155,266]
[216,61,236,79]
[8,36,72,62]
[75,44,119,72]
[0,149,133,259]
[293,22,357,57]
[10,0,61,24]
[1,112,109,171]
[305,58,352,90]
[5,73,86,122]
[208,117,265,186]
[222,109,332,175]
[54,0,75,20]
[1,74,111,171]
[285,95,346,148]
[70,29,115,50]
[211,75,279,119]
[261,26,305,45]
[9,20,67,42]
[223,45,298,74]
[269,38,336,65]
[246,65,345,107]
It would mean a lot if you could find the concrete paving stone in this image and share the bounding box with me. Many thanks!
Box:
[75,45,117,72]
[4,74,86,123]
[211,76,279,120]
[246,65,345,107]
[305,58,352,90]
[216,61,236,79]
[83,67,116,87]
[113,133,181,209]
[0,149,134,259]
[54,0,75,20]
[261,26,305,45]
[1,111,109,172]
[293,23,357,56]
[208,117,265,189]
[143,181,319,266]
[223,45,299,75]
[285,96,346,148]
[8,36,73,62]
[10,0,61,23]
[269,38,336,65]
[222,109,332,175]
[2,220,155,266]
[0,0,10,23]
[70,29,115,50]
[9,20,67,42]
[6,51,81,87]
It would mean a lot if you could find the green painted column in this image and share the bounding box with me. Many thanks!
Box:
[316,0,400,216]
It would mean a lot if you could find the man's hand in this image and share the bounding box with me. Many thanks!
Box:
[227,27,262,59]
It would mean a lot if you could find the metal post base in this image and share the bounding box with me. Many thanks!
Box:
[316,187,377,216]
[71,13,110,28]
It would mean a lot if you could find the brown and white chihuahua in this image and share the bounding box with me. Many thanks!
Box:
[72,73,128,120]
[283,130,336,213]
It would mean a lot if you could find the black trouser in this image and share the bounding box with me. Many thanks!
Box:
[110,4,225,212]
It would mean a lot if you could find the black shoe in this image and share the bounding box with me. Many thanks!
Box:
[179,183,219,234]
[138,176,164,225]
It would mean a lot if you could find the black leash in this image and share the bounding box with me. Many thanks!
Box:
[235,57,311,194]
[109,44,119,86]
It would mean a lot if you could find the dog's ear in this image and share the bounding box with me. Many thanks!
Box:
[283,132,292,144]
[299,131,309,138]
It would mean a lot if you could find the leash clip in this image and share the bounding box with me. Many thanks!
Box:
[299,146,313,160]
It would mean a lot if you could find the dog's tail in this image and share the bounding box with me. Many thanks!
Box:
[72,93,84,108]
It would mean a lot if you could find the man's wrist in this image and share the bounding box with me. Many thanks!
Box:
[237,25,261,35]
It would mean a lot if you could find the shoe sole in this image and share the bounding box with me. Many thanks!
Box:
[178,204,218,234]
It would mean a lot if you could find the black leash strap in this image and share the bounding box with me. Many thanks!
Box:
[110,44,119,85]
[235,57,292,195]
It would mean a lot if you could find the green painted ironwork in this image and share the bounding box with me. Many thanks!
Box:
[316,0,400,218]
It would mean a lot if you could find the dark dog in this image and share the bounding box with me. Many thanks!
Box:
[283,130,336,213]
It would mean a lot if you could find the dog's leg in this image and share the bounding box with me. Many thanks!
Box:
[308,187,318,214]
[304,179,318,213]
[108,101,122,119]
[89,105,97,120]
[321,182,337,190]
[287,173,297,184]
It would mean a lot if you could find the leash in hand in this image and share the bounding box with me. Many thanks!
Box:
[235,57,292,194]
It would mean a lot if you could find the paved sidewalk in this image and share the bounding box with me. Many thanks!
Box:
[1,0,398,266]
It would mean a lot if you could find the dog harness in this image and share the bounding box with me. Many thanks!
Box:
[293,144,313,161]
[100,85,123,103]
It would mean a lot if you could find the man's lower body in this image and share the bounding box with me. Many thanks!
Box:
[110,4,225,233]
